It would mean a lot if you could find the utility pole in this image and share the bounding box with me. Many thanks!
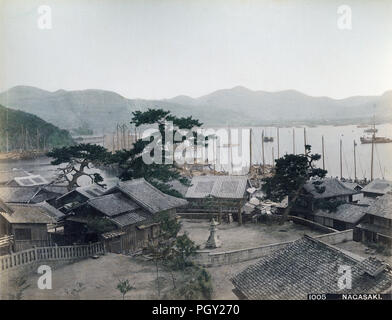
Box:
[322,135,325,171]
[353,140,357,182]
[304,127,307,154]
[272,146,275,167]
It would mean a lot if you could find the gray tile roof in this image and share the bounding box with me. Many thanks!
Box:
[0,187,40,203]
[304,178,359,199]
[0,186,66,204]
[36,201,65,221]
[109,209,146,228]
[0,204,56,224]
[185,175,248,199]
[363,193,392,220]
[361,179,392,195]
[88,192,140,217]
[231,235,392,300]
[314,203,367,224]
[107,178,188,214]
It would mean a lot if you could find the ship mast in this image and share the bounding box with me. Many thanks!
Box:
[371,132,375,181]
[339,138,343,180]
[277,127,280,158]
[249,128,252,170]
[292,128,295,154]
[353,140,357,182]
[322,135,325,171]
[262,129,265,173]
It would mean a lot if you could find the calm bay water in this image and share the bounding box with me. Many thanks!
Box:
[224,123,392,180]
[1,123,391,183]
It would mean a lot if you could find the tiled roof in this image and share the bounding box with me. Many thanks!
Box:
[109,209,146,227]
[36,201,65,221]
[0,204,56,224]
[314,203,367,224]
[304,178,358,199]
[88,192,140,217]
[0,186,65,204]
[185,175,248,199]
[364,193,392,220]
[107,178,188,214]
[361,179,392,195]
[0,187,40,203]
[86,192,147,227]
[231,236,392,300]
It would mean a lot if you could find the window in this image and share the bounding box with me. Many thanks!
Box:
[14,228,32,240]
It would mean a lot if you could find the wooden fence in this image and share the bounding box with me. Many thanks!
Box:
[0,242,104,272]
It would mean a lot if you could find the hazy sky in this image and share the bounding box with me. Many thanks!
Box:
[1,0,391,99]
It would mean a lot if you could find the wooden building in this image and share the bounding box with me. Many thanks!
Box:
[361,179,392,198]
[180,175,249,219]
[0,199,55,252]
[64,178,187,254]
[355,192,392,246]
[291,178,359,221]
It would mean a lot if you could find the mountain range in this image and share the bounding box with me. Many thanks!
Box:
[0,85,391,133]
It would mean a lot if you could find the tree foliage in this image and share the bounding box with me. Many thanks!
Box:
[47,143,111,191]
[261,145,327,222]
[116,279,134,300]
[111,108,202,196]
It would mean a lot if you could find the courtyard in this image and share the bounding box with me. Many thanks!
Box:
[180,218,324,252]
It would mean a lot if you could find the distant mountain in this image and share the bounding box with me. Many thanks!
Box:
[0,104,74,152]
[0,85,391,132]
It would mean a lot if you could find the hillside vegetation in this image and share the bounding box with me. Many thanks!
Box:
[0,104,74,152]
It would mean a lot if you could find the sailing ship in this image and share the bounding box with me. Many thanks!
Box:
[360,136,392,144]
[364,128,378,133]
[360,115,392,144]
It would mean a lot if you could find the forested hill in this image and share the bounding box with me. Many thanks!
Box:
[0,104,74,152]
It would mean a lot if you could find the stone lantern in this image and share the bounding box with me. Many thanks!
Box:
[205,218,221,249]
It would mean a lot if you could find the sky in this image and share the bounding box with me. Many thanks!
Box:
[0,0,391,100]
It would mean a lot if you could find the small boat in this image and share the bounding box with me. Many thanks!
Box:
[263,136,274,143]
[360,136,392,144]
[356,124,369,128]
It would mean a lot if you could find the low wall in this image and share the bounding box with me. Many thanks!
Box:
[287,215,337,233]
[313,229,353,245]
[193,229,353,267]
